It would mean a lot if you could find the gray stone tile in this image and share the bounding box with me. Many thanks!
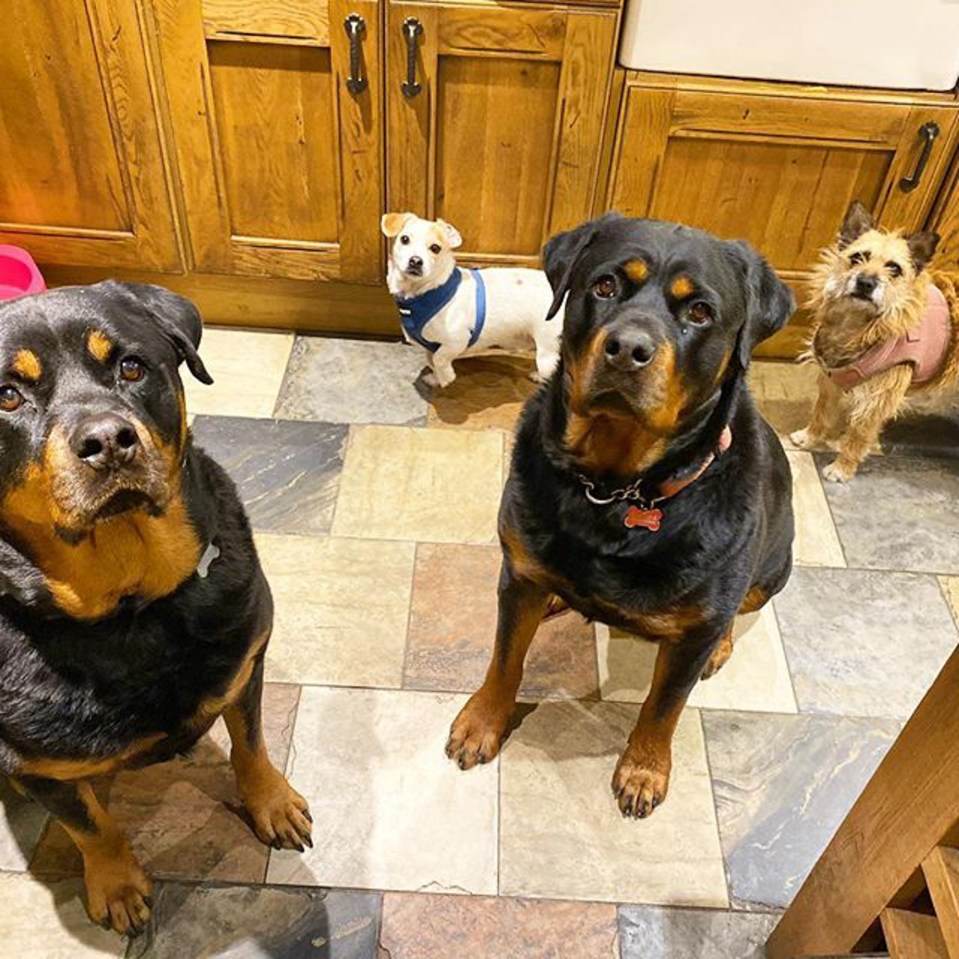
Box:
[774,567,957,719]
[816,452,959,574]
[882,410,959,458]
[127,882,380,959]
[0,779,47,870]
[618,905,780,959]
[192,416,346,535]
[703,710,899,909]
[274,337,428,426]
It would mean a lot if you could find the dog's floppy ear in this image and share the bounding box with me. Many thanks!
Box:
[382,212,414,238]
[102,281,213,385]
[906,230,940,272]
[542,214,620,320]
[437,218,463,249]
[725,241,795,368]
[838,200,875,249]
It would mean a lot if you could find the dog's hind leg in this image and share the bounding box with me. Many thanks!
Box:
[613,628,726,818]
[224,651,313,853]
[532,327,561,383]
[446,564,550,770]
[822,365,912,482]
[19,776,152,936]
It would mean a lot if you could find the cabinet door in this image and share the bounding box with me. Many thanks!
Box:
[609,84,959,294]
[387,2,617,266]
[931,155,959,269]
[153,0,383,283]
[0,0,179,271]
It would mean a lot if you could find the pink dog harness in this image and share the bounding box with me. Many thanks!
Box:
[825,284,952,390]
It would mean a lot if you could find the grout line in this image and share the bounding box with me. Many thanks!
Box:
[399,542,420,690]
[270,334,300,419]
[697,708,732,911]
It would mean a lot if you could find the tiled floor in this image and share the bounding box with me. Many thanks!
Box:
[4,331,958,958]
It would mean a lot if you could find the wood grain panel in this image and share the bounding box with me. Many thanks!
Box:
[0,2,128,231]
[931,154,959,270]
[924,847,959,958]
[650,137,891,271]
[766,644,959,957]
[546,11,618,236]
[882,910,949,959]
[0,0,179,269]
[207,41,339,243]
[202,0,330,45]
[435,55,560,255]
[436,6,566,58]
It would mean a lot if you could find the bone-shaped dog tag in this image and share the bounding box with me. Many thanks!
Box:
[624,506,662,531]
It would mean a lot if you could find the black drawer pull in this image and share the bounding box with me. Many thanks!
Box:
[402,17,423,98]
[899,121,939,193]
[344,14,368,94]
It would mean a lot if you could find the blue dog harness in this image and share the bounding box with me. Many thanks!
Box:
[394,268,487,353]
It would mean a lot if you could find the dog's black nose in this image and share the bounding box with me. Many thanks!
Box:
[408,256,423,270]
[71,413,140,470]
[855,274,879,297]
[604,328,657,371]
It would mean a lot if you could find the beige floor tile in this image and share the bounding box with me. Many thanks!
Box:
[597,605,797,714]
[332,426,503,544]
[788,450,846,568]
[257,533,414,687]
[939,576,959,625]
[184,327,294,419]
[30,684,299,885]
[267,686,498,894]
[0,777,48,870]
[427,353,538,432]
[499,700,727,906]
[748,360,819,449]
[0,874,124,957]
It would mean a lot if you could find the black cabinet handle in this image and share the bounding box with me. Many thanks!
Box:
[899,121,940,193]
[401,17,423,98]
[344,14,368,94]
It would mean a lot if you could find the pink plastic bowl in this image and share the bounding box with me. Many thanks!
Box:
[0,245,45,301]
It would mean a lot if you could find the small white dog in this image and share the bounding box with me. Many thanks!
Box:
[382,212,563,388]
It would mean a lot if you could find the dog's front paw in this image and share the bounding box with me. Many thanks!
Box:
[611,744,671,819]
[789,427,815,449]
[446,690,511,770]
[82,841,153,937]
[822,459,855,483]
[241,767,313,853]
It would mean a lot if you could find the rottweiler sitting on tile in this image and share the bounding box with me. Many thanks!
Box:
[448,214,795,818]
[0,282,311,935]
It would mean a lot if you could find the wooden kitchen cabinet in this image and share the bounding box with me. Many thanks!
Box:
[151,0,384,283]
[0,0,180,271]
[386,1,618,266]
[606,74,959,351]
[930,152,959,269]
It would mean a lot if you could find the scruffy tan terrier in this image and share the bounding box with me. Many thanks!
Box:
[791,200,959,481]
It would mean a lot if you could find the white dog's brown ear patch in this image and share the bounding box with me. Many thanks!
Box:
[437,219,463,249]
[382,212,414,237]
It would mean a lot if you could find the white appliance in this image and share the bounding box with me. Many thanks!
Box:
[619,0,959,91]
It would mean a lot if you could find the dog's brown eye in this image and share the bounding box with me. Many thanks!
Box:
[849,250,869,265]
[0,385,23,412]
[886,261,903,277]
[687,302,714,325]
[430,244,442,255]
[400,235,410,245]
[592,275,618,299]
[119,357,146,383]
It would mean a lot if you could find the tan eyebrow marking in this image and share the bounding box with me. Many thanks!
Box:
[624,259,648,283]
[670,275,695,300]
[11,350,42,382]
[86,330,114,364]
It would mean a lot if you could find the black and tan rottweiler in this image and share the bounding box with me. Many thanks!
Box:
[447,214,796,818]
[0,282,311,935]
